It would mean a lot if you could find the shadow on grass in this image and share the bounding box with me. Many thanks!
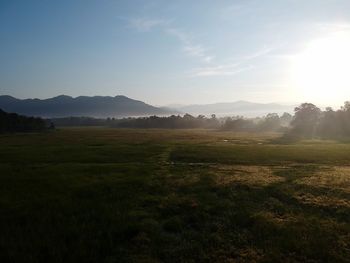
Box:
[149,163,350,262]
[1,132,350,263]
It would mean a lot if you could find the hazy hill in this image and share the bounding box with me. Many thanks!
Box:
[0,95,176,118]
[173,101,295,117]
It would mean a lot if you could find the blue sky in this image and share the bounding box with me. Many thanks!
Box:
[1,0,350,106]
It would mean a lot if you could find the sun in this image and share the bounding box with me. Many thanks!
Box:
[291,31,350,106]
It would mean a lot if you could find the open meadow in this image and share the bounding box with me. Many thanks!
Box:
[0,128,350,262]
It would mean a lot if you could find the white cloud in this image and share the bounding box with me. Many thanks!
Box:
[190,46,274,78]
[243,46,274,60]
[183,44,214,63]
[203,56,215,63]
[166,28,190,44]
[166,28,215,63]
[128,20,215,63]
[127,17,273,75]
[183,45,206,57]
[190,63,254,77]
[220,2,256,21]
[129,18,168,32]
[317,22,350,31]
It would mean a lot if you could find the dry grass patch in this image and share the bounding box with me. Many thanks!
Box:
[296,166,350,193]
[294,192,350,209]
[212,165,285,187]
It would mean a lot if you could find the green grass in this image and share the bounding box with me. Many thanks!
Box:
[0,128,349,262]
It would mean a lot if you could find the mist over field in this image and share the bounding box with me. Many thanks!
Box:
[1,1,350,262]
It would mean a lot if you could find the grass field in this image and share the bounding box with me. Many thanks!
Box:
[0,128,350,262]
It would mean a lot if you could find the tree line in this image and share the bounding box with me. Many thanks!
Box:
[0,109,53,133]
[51,113,292,131]
[222,112,292,132]
[287,101,350,139]
[5,100,350,139]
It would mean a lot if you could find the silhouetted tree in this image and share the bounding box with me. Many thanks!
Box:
[338,101,350,135]
[290,103,321,138]
[222,117,256,131]
[317,107,342,138]
[280,112,293,127]
[0,109,48,133]
[258,113,281,131]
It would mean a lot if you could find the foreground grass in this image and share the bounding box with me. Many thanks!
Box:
[0,128,349,262]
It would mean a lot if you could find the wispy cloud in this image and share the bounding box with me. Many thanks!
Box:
[127,16,273,77]
[190,63,254,77]
[183,45,214,63]
[183,45,205,57]
[190,46,273,77]
[128,18,169,32]
[317,22,350,31]
[220,2,256,21]
[166,28,215,63]
[242,46,274,60]
[165,28,189,43]
[127,19,215,63]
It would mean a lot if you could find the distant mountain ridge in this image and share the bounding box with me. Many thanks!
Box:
[173,101,295,117]
[0,95,296,118]
[0,95,176,118]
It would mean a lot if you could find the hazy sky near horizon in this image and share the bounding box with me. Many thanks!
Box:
[1,0,350,106]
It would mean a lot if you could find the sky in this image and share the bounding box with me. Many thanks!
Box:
[1,0,350,106]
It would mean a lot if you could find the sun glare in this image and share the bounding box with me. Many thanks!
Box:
[291,31,350,106]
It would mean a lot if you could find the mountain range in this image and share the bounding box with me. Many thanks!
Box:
[0,95,175,118]
[0,95,295,118]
